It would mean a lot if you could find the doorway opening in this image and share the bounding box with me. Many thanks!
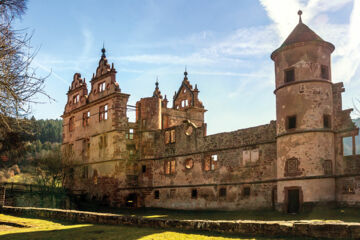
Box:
[287,188,300,213]
[126,193,138,208]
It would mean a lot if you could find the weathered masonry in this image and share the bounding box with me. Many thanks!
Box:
[62,11,359,212]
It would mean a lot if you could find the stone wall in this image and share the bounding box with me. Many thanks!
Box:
[2,206,360,239]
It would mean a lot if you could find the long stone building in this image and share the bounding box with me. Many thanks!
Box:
[62,12,359,213]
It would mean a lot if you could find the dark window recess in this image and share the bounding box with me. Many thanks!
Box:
[321,65,329,80]
[243,187,250,197]
[142,165,146,173]
[323,114,331,128]
[191,189,198,199]
[287,116,297,129]
[285,69,295,83]
[219,188,227,198]
[154,190,159,199]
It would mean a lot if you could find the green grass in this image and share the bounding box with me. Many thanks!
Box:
[0,214,305,240]
[77,205,360,223]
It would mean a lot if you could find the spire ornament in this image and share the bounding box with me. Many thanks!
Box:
[298,10,303,23]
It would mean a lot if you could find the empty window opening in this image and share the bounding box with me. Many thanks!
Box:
[142,165,146,173]
[83,111,90,127]
[191,189,198,199]
[343,180,355,194]
[185,158,194,169]
[154,190,160,199]
[321,65,329,80]
[165,160,176,175]
[243,187,250,197]
[73,94,80,104]
[285,68,295,83]
[219,188,227,198]
[126,128,134,139]
[323,114,331,128]
[342,136,354,156]
[287,116,297,129]
[98,82,106,92]
[99,104,108,121]
[69,117,75,132]
[204,154,218,171]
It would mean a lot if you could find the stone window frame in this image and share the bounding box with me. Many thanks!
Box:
[165,129,176,144]
[191,189,198,199]
[185,158,194,170]
[286,115,297,130]
[204,154,218,171]
[99,104,108,121]
[98,81,106,93]
[219,187,227,198]
[169,189,176,199]
[126,128,134,140]
[243,186,250,197]
[141,165,146,173]
[69,116,75,132]
[82,111,90,127]
[284,67,295,83]
[73,94,80,104]
[321,65,329,80]
[154,190,160,199]
[342,135,357,156]
[342,180,355,194]
[323,160,332,175]
[284,186,303,213]
[323,114,331,129]
[99,134,108,149]
[284,157,302,177]
[164,159,176,175]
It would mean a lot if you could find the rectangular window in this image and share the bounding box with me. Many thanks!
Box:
[219,187,227,198]
[191,189,198,199]
[73,94,80,104]
[170,129,176,143]
[154,190,159,199]
[170,189,176,198]
[142,165,146,173]
[342,136,353,156]
[321,65,329,80]
[98,82,106,92]
[83,111,90,127]
[204,154,218,171]
[243,187,250,197]
[165,160,175,175]
[69,116,75,132]
[126,128,134,140]
[323,114,331,128]
[99,104,108,121]
[285,68,295,83]
[142,119,146,128]
[287,115,297,129]
[165,131,170,144]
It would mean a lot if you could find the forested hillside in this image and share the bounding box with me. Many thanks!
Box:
[31,117,62,143]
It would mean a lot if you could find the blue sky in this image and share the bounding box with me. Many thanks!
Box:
[16,0,360,135]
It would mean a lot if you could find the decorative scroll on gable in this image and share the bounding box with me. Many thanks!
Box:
[69,73,87,92]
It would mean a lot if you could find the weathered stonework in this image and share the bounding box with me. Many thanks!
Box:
[62,13,359,212]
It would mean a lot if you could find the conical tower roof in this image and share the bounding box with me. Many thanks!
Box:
[271,10,334,60]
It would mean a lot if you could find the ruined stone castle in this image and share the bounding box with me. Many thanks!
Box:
[62,12,359,213]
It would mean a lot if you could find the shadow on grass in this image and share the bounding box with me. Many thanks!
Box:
[0,223,316,240]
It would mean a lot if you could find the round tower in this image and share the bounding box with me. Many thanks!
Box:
[271,11,336,212]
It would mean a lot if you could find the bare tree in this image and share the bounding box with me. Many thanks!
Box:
[0,0,49,132]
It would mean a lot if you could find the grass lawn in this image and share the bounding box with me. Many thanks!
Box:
[0,214,310,240]
[77,204,360,223]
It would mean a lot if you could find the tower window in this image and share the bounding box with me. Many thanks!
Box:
[191,189,198,199]
[284,68,295,83]
[286,115,297,129]
[243,187,250,197]
[99,104,108,121]
[142,165,146,173]
[323,114,331,128]
[98,82,106,92]
[321,65,329,80]
[154,190,159,199]
[219,188,227,198]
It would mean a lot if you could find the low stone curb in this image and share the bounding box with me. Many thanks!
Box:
[1,206,360,239]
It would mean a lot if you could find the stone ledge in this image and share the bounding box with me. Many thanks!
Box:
[1,206,360,239]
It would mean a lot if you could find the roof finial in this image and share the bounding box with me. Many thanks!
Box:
[184,66,188,79]
[155,76,159,89]
[101,42,106,58]
[298,10,303,23]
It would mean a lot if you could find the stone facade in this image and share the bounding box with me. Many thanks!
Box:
[62,13,360,212]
